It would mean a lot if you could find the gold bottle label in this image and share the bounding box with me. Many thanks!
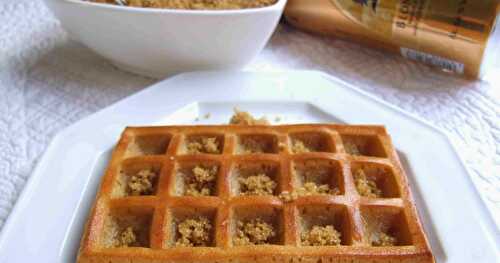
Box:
[286,0,500,77]
[330,0,399,37]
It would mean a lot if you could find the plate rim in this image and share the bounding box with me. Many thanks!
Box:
[0,70,498,261]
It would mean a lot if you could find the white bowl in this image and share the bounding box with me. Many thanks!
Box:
[43,0,287,78]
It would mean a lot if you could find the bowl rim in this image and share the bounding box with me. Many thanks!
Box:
[57,0,287,15]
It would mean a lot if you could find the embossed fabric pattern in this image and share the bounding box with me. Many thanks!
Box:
[0,0,498,230]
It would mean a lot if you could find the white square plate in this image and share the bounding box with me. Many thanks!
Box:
[0,71,497,262]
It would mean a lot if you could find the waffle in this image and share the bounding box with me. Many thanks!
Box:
[77,124,435,263]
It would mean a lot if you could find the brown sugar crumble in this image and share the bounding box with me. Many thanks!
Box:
[229,109,270,126]
[184,165,218,196]
[372,232,397,246]
[115,227,138,247]
[344,141,361,155]
[234,218,275,245]
[302,165,340,195]
[240,137,270,154]
[279,183,339,202]
[239,174,276,196]
[300,182,339,196]
[89,0,277,9]
[176,217,212,247]
[127,169,157,196]
[187,137,220,154]
[301,225,341,246]
[280,164,340,202]
[278,190,299,202]
[291,140,311,153]
[354,169,382,198]
[241,138,265,154]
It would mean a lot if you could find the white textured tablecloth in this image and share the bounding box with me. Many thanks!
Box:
[0,0,498,231]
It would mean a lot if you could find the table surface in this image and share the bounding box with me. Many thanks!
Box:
[0,0,498,232]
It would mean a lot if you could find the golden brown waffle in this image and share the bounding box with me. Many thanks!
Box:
[77,124,434,263]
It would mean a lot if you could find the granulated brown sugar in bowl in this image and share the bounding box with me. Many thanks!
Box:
[88,0,278,9]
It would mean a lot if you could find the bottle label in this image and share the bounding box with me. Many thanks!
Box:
[401,47,465,74]
[327,0,498,77]
[330,0,399,37]
[330,0,492,41]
